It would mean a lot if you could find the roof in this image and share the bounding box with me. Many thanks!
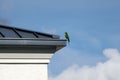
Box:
[0,24,66,53]
[0,24,59,39]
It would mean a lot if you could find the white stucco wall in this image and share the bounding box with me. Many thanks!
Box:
[0,53,53,80]
[0,64,48,80]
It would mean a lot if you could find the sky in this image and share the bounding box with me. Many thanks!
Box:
[0,0,120,80]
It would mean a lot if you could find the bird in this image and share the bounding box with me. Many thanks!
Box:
[64,32,70,44]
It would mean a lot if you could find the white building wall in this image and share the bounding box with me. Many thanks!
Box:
[0,53,53,80]
[0,64,48,80]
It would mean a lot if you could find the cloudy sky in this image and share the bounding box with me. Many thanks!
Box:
[0,0,120,80]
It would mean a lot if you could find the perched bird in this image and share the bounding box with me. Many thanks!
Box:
[64,32,70,44]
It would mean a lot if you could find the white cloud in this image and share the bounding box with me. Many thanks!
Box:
[49,48,120,80]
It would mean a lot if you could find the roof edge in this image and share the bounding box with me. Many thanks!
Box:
[0,39,66,46]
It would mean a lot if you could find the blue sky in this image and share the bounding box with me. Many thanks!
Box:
[0,0,120,77]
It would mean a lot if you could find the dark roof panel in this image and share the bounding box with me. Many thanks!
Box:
[0,33,3,37]
[0,27,19,38]
[0,25,59,39]
[16,29,36,38]
[36,33,52,38]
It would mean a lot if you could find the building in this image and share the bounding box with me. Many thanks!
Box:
[0,25,66,80]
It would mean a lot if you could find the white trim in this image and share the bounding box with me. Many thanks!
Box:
[0,53,53,59]
[0,59,50,64]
